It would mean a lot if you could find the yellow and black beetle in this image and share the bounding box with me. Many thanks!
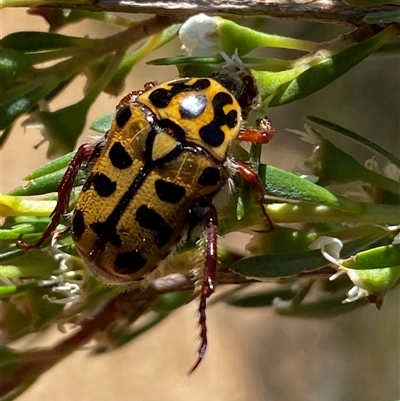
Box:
[19,72,274,372]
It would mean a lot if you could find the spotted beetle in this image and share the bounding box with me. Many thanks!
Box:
[19,72,274,372]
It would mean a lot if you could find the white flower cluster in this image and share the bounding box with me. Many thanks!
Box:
[39,244,84,312]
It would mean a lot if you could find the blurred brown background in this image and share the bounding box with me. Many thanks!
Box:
[1,8,399,401]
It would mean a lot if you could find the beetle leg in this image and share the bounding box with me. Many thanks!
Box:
[17,143,98,250]
[230,158,273,232]
[188,204,218,374]
[116,81,158,107]
[143,80,158,91]
[238,117,275,144]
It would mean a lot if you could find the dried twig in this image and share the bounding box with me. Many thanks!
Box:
[4,0,400,26]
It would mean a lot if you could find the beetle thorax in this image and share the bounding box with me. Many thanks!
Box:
[137,77,241,161]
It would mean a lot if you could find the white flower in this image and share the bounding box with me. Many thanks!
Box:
[342,285,369,304]
[220,50,247,75]
[383,162,400,182]
[365,156,400,182]
[365,156,379,172]
[179,14,219,56]
[287,126,320,146]
[39,244,85,311]
[309,236,372,304]
[309,236,343,265]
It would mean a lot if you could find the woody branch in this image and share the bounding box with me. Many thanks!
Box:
[4,0,400,27]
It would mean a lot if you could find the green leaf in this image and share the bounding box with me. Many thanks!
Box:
[1,32,99,52]
[0,221,49,241]
[231,234,385,278]
[148,55,225,66]
[0,282,38,298]
[0,81,50,131]
[225,286,294,308]
[0,251,60,278]
[217,19,318,55]
[305,116,400,168]
[246,225,317,255]
[0,48,34,87]
[23,101,89,157]
[305,130,400,194]
[148,56,292,71]
[339,244,400,299]
[274,293,368,317]
[376,37,400,55]
[23,151,75,180]
[0,194,56,217]
[268,25,398,106]
[90,112,114,134]
[252,66,309,102]
[342,243,400,270]
[231,249,329,278]
[0,246,26,264]
[9,170,85,197]
[9,170,66,196]
[86,24,180,96]
[265,165,347,208]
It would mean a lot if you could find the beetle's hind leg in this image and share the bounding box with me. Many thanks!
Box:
[188,204,219,374]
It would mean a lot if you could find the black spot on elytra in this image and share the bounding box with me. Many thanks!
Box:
[92,172,116,197]
[148,79,211,109]
[88,164,153,256]
[109,142,133,169]
[155,179,186,204]
[179,94,207,119]
[199,92,238,148]
[114,250,147,275]
[135,205,166,231]
[198,167,221,186]
[90,221,122,247]
[135,205,174,248]
[115,105,132,128]
[72,209,86,241]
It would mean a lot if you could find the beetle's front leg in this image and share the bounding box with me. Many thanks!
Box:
[116,81,158,107]
[238,116,275,144]
[17,142,98,250]
[188,204,218,374]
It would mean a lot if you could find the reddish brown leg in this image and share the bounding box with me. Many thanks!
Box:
[231,158,273,232]
[143,81,157,91]
[188,205,218,374]
[116,81,158,107]
[238,117,275,144]
[17,143,97,250]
